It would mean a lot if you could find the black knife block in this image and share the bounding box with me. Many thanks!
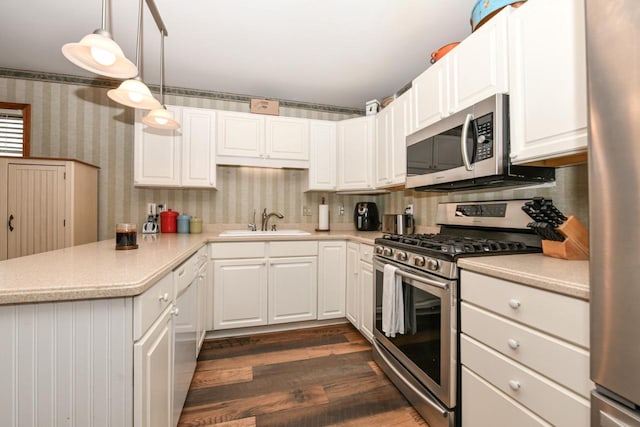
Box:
[541,216,589,260]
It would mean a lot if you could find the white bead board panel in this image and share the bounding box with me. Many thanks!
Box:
[0,298,133,427]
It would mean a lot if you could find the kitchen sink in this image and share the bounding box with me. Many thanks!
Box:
[219,229,311,237]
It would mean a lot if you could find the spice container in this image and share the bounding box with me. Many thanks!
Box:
[190,216,203,234]
[160,209,178,233]
[177,213,192,233]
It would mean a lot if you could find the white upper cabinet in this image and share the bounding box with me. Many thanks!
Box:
[411,7,510,132]
[181,107,216,188]
[134,106,216,188]
[216,111,310,168]
[306,120,337,191]
[376,90,412,188]
[337,116,375,191]
[508,0,587,165]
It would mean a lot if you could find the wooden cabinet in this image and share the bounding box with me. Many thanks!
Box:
[345,242,374,342]
[460,269,590,426]
[411,7,509,132]
[306,120,337,191]
[216,111,310,168]
[375,90,412,188]
[508,0,587,165]
[210,241,318,330]
[317,241,347,319]
[134,106,216,188]
[0,157,98,260]
[337,116,375,191]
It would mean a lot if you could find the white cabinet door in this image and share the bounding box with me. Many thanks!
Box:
[345,242,360,327]
[412,58,450,131]
[134,306,173,427]
[196,261,209,353]
[317,241,346,320]
[508,0,587,164]
[181,107,216,188]
[449,8,509,113]
[359,260,374,342]
[391,90,411,185]
[268,256,318,324]
[216,110,264,158]
[213,259,268,330]
[375,106,392,188]
[307,120,337,190]
[265,116,309,161]
[134,106,182,187]
[337,116,375,190]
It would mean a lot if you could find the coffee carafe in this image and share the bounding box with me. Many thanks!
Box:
[353,202,380,231]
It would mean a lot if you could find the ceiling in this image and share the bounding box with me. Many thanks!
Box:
[1,0,477,109]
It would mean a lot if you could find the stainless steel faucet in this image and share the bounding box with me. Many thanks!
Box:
[261,208,284,231]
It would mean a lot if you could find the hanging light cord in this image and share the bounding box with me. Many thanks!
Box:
[160,30,165,106]
[101,0,108,34]
[135,0,143,76]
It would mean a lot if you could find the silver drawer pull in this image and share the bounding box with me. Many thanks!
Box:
[507,339,520,350]
[508,299,521,309]
[509,380,521,391]
[158,292,170,302]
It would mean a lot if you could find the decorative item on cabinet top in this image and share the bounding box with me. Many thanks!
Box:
[250,99,280,116]
[471,0,526,31]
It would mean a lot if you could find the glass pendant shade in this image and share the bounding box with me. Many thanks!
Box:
[143,107,180,129]
[62,31,137,78]
[107,78,162,110]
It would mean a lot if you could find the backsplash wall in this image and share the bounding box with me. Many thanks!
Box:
[0,74,589,240]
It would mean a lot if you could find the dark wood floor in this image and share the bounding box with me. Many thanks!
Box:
[178,323,428,426]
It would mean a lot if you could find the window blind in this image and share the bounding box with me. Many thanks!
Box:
[0,113,24,157]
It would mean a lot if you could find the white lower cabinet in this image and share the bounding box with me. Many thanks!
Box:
[345,242,374,341]
[460,269,590,427]
[317,241,347,319]
[268,257,318,324]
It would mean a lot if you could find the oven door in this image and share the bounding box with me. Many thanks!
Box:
[373,257,457,409]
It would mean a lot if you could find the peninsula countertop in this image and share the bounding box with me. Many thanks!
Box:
[0,230,382,305]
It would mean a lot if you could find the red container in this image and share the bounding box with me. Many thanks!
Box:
[160,209,178,233]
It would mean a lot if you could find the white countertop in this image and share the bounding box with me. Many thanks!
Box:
[458,254,590,300]
[0,230,381,305]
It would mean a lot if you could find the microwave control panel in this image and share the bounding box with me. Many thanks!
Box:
[475,113,493,161]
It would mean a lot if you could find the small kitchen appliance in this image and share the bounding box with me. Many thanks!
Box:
[142,203,159,234]
[354,202,380,231]
[372,199,543,427]
[382,214,415,235]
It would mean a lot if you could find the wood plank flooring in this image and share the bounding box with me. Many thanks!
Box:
[178,323,428,427]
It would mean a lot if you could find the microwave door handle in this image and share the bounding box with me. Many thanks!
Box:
[461,113,474,171]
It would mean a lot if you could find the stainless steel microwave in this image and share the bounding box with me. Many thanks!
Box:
[405,94,555,191]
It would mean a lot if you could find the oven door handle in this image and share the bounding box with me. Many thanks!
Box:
[373,340,449,418]
[395,268,449,291]
[461,113,474,171]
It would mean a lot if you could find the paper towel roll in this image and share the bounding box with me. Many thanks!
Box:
[318,204,329,230]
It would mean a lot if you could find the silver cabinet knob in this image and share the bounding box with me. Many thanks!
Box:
[507,339,520,350]
[508,299,521,309]
[509,380,521,391]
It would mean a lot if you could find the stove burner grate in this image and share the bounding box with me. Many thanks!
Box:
[381,233,531,255]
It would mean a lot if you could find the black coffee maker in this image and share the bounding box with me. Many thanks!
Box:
[354,202,380,231]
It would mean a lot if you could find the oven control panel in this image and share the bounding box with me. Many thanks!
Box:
[374,245,456,280]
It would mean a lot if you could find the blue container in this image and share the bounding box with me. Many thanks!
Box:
[471,0,526,31]
[177,214,191,233]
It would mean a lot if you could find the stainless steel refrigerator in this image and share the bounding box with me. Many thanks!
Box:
[586,0,640,425]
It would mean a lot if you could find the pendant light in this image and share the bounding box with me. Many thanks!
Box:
[62,0,137,79]
[107,0,162,110]
[143,30,180,129]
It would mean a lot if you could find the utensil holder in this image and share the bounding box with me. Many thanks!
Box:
[541,216,589,260]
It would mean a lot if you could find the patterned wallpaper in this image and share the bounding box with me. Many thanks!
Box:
[0,74,588,241]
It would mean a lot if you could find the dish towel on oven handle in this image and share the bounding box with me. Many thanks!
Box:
[382,263,405,338]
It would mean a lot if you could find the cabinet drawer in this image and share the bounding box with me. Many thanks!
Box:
[462,366,551,427]
[133,273,173,341]
[210,242,266,259]
[359,244,374,263]
[462,335,590,427]
[462,302,591,398]
[460,270,589,348]
[269,241,317,257]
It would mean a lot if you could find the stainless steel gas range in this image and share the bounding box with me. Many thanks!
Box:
[372,199,544,427]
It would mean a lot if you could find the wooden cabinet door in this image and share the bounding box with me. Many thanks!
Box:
[134,106,182,187]
[391,90,411,185]
[265,116,309,161]
[216,110,264,159]
[359,260,374,342]
[268,256,318,324]
[213,259,268,330]
[375,106,392,187]
[307,120,337,190]
[317,241,346,320]
[508,0,587,164]
[412,58,450,131]
[7,163,66,258]
[345,242,360,327]
[181,107,216,188]
[337,116,374,190]
[134,306,173,427]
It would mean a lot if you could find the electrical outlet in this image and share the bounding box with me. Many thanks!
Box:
[302,206,313,216]
[339,205,345,216]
